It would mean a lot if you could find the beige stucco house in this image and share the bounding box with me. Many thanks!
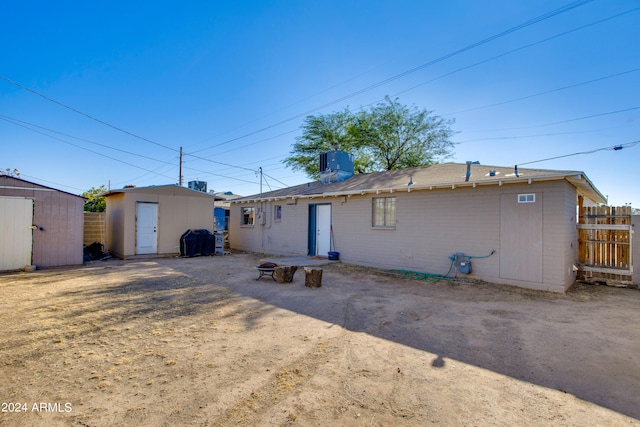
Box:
[0,175,85,270]
[230,162,608,292]
[103,184,222,259]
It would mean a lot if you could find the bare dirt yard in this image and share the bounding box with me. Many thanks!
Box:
[1,253,639,427]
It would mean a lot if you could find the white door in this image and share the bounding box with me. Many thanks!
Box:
[0,197,33,270]
[136,202,158,255]
[316,204,332,257]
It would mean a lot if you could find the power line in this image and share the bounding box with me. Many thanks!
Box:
[216,3,631,177]
[195,2,629,164]
[458,106,640,138]
[393,7,640,104]
[0,0,607,192]
[0,77,276,177]
[202,156,290,179]
[0,114,178,166]
[19,173,86,193]
[446,67,640,116]
[509,106,640,130]
[114,163,179,187]
[1,115,178,180]
[182,164,259,185]
[191,0,594,152]
[262,172,291,189]
[517,140,640,166]
[1,114,263,186]
[454,128,609,144]
[0,114,278,184]
[183,151,257,173]
[0,75,178,153]
[191,128,299,156]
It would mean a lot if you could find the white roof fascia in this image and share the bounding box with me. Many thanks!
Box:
[232,172,605,204]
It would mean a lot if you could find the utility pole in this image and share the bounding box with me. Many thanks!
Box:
[179,146,183,186]
[259,167,263,198]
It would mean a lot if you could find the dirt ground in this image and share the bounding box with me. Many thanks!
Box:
[1,253,639,427]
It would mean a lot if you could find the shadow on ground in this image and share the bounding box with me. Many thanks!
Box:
[164,253,640,421]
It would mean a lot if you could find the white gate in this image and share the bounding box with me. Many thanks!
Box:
[0,197,33,270]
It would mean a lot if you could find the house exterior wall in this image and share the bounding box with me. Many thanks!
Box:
[229,200,309,256]
[0,176,84,267]
[105,189,215,258]
[230,180,581,292]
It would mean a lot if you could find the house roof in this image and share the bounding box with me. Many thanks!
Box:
[103,184,224,200]
[233,163,606,204]
[0,175,86,199]
[211,191,243,201]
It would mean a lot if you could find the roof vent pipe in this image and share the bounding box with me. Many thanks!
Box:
[465,161,480,182]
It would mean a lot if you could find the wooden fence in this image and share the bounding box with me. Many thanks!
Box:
[577,205,633,281]
[84,211,105,246]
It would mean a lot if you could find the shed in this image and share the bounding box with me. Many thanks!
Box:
[103,184,222,259]
[0,175,85,270]
[230,163,607,293]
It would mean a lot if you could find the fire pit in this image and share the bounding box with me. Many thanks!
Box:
[255,262,278,281]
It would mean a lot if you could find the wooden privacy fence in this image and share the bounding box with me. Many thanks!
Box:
[84,211,105,246]
[577,205,633,280]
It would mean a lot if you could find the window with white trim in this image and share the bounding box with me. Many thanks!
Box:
[518,193,535,203]
[274,205,282,222]
[372,197,396,228]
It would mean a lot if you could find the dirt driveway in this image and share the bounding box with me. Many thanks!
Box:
[1,253,639,426]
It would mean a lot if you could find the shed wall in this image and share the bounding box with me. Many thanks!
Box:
[0,177,84,267]
[106,190,215,258]
[105,193,127,258]
[230,180,580,292]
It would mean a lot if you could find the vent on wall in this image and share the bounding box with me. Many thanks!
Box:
[518,193,535,203]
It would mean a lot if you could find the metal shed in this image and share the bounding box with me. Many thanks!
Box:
[0,175,85,270]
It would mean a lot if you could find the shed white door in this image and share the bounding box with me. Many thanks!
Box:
[316,204,332,257]
[0,197,33,270]
[136,202,158,255]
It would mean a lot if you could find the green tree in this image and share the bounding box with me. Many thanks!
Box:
[284,97,455,179]
[83,185,107,212]
[283,108,358,178]
[354,96,455,171]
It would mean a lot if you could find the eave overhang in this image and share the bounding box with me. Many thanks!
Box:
[232,172,606,205]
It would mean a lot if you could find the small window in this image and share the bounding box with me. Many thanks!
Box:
[241,207,255,226]
[372,197,396,228]
[518,194,535,203]
[274,205,282,222]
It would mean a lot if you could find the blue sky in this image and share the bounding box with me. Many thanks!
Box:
[1,0,639,207]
